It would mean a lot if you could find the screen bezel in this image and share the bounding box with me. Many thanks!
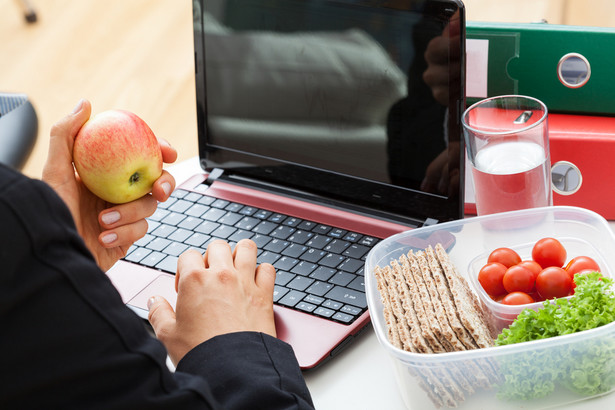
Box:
[193,0,466,225]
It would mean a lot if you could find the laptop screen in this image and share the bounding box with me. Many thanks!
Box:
[194,0,465,225]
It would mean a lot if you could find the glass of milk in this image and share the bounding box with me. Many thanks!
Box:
[462,95,551,216]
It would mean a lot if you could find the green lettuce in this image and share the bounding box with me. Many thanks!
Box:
[495,272,615,400]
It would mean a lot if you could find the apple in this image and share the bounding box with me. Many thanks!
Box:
[73,109,163,204]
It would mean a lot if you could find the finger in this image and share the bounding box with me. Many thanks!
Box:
[99,194,158,229]
[232,239,258,275]
[255,262,276,294]
[203,240,233,270]
[98,219,149,248]
[147,295,176,338]
[43,99,92,183]
[159,138,178,164]
[176,249,207,291]
[151,170,176,202]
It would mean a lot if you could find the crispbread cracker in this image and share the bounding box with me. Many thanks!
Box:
[434,244,494,349]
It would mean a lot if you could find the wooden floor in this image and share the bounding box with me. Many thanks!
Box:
[1,0,613,179]
[1,0,198,179]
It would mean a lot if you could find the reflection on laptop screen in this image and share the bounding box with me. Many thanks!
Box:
[196,0,465,225]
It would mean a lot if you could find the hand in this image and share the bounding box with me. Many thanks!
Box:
[147,239,277,365]
[42,99,178,271]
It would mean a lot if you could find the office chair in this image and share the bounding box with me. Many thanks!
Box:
[0,93,38,170]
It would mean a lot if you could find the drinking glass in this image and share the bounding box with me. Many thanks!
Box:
[462,95,552,216]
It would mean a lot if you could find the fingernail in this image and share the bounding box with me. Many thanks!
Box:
[147,296,157,310]
[161,182,172,196]
[101,232,118,244]
[72,99,86,114]
[159,138,172,148]
[101,210,120,225]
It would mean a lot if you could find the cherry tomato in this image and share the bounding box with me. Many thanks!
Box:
[565,256,600,279]
[503,265,535,293]
[532,238,567,269]
[478,262,507,296]
[501,292,535,305]
[488,247,522,268]
[518,260,542,280]
[535,266,572,299]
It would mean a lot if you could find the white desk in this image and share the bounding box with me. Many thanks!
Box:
[167,157,615,410]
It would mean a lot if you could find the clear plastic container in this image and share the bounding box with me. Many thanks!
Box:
[365,206,615,409]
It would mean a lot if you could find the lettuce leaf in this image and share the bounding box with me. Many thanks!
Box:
[495,272,615,400]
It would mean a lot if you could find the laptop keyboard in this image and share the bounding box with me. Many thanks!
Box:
[124,188,379,325]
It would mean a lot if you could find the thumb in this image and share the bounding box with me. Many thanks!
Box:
[147,295,176,337]
[43,99,92,183]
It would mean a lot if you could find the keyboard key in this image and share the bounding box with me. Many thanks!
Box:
[161,212,186,226]
[305,281,333,297]
[185,203,208,218]
[300,248,327,264]
[297,220,317,231]
[151,224,176,238]
[195,221,220,235]
[177,216,202,230]
[141,251,166,267]
[359,236,379,247]
[235,216,259,230]
[146,220,160,233]
[305,235,331,249]
[210,224,236,239]
[282,243,308,258]
[324,239,350,254]
[328,228,347,239]
[202,208,226,222]
[304,295,325,305]
[332,312,354,323]
[258,251,280,265]
[343,244,370,259]
[325,286,367,308]
[169,199,192,213]
[296,301,317,313]
[253,209,272,220]
[273,286,289,302]
[338,258,364,273]
[310,266,336,281]
[149,209,170,222]
[250,234,272,249]
[314,307,335,318]
[322,300,343,310]
[217,212,242,226]
[171,189,189,199]
[185,232,210,247]
[224,202,243,212]
[278,290,306,307]
[328,271,356,287]
[287,276,314,291]
[270,226,295,240]
[274,256,299,272]
[291,261,318,277]
[147,237,171,251]
[275,271,295,287]
[156,255,179,274]
[347,276,365,292]
[252,220,277,235]
[125,247,151,263]
[183,192,203,202]
[134,233,154,247]
[168,228,192,243]
[267,213,285,223]
[320,253,345,268]
[283,217,302,227]
[287,230,314,245]
[343,232,362,243]
[197,195,216,206]
[313,224,331,235]
[163,242,189,257]
[264,239,290,253]
[211,199,230,209]
[341,305,363,316]
[228,229,254,243]
[239,206,257,216]
[157,197,177,209]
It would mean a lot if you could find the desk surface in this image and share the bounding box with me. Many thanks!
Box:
[168,157,614,410]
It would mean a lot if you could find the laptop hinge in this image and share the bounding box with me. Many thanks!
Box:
[204,167,224,185]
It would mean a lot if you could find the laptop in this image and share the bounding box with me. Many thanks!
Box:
[107,0,466,370]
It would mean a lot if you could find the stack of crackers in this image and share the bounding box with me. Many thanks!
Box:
[374,243,500,408]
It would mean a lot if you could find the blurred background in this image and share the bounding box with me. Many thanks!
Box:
[1,0,613,179]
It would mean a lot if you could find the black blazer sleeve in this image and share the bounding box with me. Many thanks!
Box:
[0,164,314,410]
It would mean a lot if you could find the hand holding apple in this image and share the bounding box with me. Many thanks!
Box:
[73,109,163,204]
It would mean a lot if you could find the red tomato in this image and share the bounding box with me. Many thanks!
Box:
[488,247,522,268]
[503,265,535,293]
[532,238,567,269]
[501,291,535,305]
[518,260,542,280]
[535,266,572,299]
[478,262,507,296]
[565,256,600,278]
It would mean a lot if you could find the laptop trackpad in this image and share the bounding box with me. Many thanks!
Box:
[128,274,177,311]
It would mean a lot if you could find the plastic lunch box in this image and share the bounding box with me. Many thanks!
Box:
[365,206,615,409]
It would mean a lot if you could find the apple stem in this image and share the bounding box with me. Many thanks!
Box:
[129,172,140,185]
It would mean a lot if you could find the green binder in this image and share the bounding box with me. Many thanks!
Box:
[466,21,615,115]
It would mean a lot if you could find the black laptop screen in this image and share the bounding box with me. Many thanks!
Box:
[194,0,465,224]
